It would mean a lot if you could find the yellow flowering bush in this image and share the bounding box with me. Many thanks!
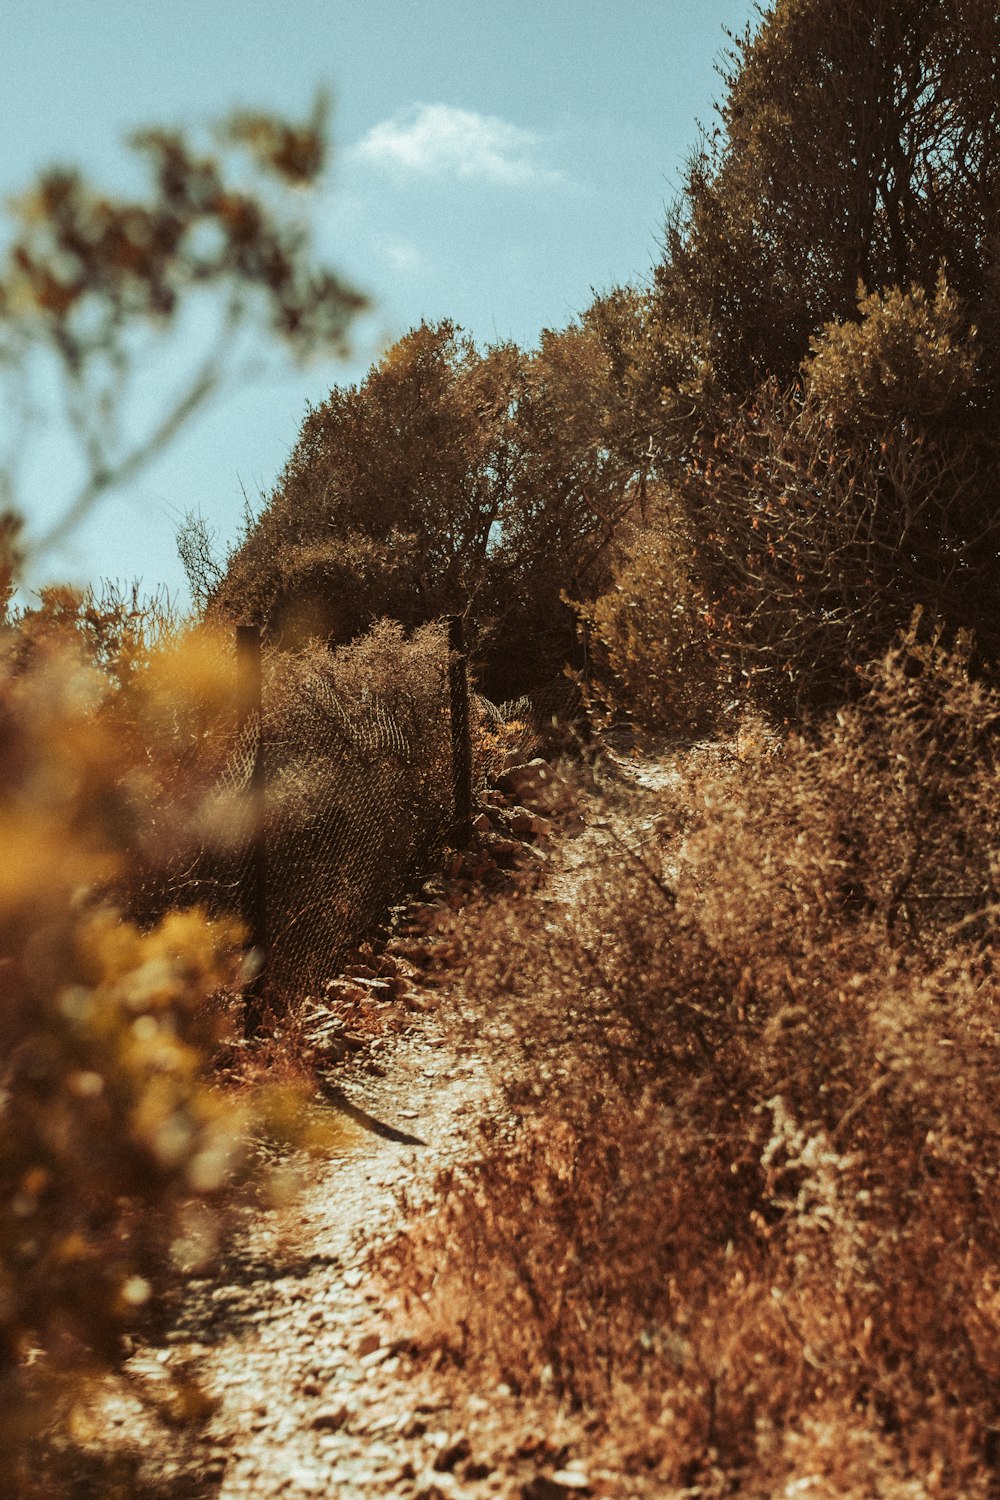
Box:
[0,605,255,1455]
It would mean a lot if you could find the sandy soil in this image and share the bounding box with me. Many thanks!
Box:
[63,744,687,1499]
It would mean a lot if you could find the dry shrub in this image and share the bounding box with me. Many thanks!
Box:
[0,624,239,1450]
[257,620,456,987]
[8,585,249,895]
[581,519,723,736]
[387,629,1000,1495]
[676,277,999,714]
[210,314,636,704]
[113,612,466,995]
[806,273,980,436]
[0,592,331,1480]
[284,616,450,747]
[472,697,538,784]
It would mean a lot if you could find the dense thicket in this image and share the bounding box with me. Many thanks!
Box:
[208,306,643,702]
[651,0,1000,400]
[393,631,1000,1495]
[586,0,1000,722]
[208,0,1000,723]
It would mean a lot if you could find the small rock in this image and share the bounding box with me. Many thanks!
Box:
[523,1474,592,1499]
[404,991,435,1013]
[497,758,575,816]
[285,1464,326,1494]
[361,1413,396,1436]
[311,1404,349,1432]
[415,1476,461,1500]
[433,1434,471,1472]
[551,1471,591,1492]
[488,835,525,866]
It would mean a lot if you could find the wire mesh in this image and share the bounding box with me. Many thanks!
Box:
[258,647,454,990]
[121,624,584,999]
[120,625,450,996]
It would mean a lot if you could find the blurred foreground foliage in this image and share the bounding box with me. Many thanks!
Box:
[0,573,333,1473]
[0,97,367,558]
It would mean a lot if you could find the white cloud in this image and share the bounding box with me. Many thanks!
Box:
[350,103,564,187]
[376,237,424,274]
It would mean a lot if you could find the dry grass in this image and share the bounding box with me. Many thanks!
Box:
[383,629,1000,1495]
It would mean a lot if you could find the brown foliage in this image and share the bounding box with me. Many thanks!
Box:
[676,328,999,711]
[806,274,981,436]
[0,611,246,1460]
[386,632,1000,1494]
[621,2,1000,716]
[212,310,644,702]
[579,516,723,736]
[651,0,1000,397]
[0,582,355,1477]
[255,620,456,989]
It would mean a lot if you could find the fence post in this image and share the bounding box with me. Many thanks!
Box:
[236,625,269,1037]
[579,617,593,747]
[447,614,474,849]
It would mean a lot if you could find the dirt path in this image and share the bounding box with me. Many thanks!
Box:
[85,745,681,1499]
[93,1015,500,1500]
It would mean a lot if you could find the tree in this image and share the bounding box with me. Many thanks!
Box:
[650,0,1000,398]
[211,311,644,700]
[0,98,367,562]
[596,0,1000,715]
[210,321,523,656]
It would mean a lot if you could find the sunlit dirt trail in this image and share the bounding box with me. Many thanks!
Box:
[99,1018,498,1499]
[89,744,684,1499]
[184,1030,493,1499]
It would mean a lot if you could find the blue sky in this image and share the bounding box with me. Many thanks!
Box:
[2,0,758,600]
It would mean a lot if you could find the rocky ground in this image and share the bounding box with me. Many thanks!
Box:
[59,743,689,1500]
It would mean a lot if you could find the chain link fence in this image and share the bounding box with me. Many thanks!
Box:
[122,617,584,1012]
[253,636,455,993]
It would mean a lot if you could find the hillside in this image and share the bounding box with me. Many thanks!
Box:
[30,672,1000,1497]
[3,3,1000,1495]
